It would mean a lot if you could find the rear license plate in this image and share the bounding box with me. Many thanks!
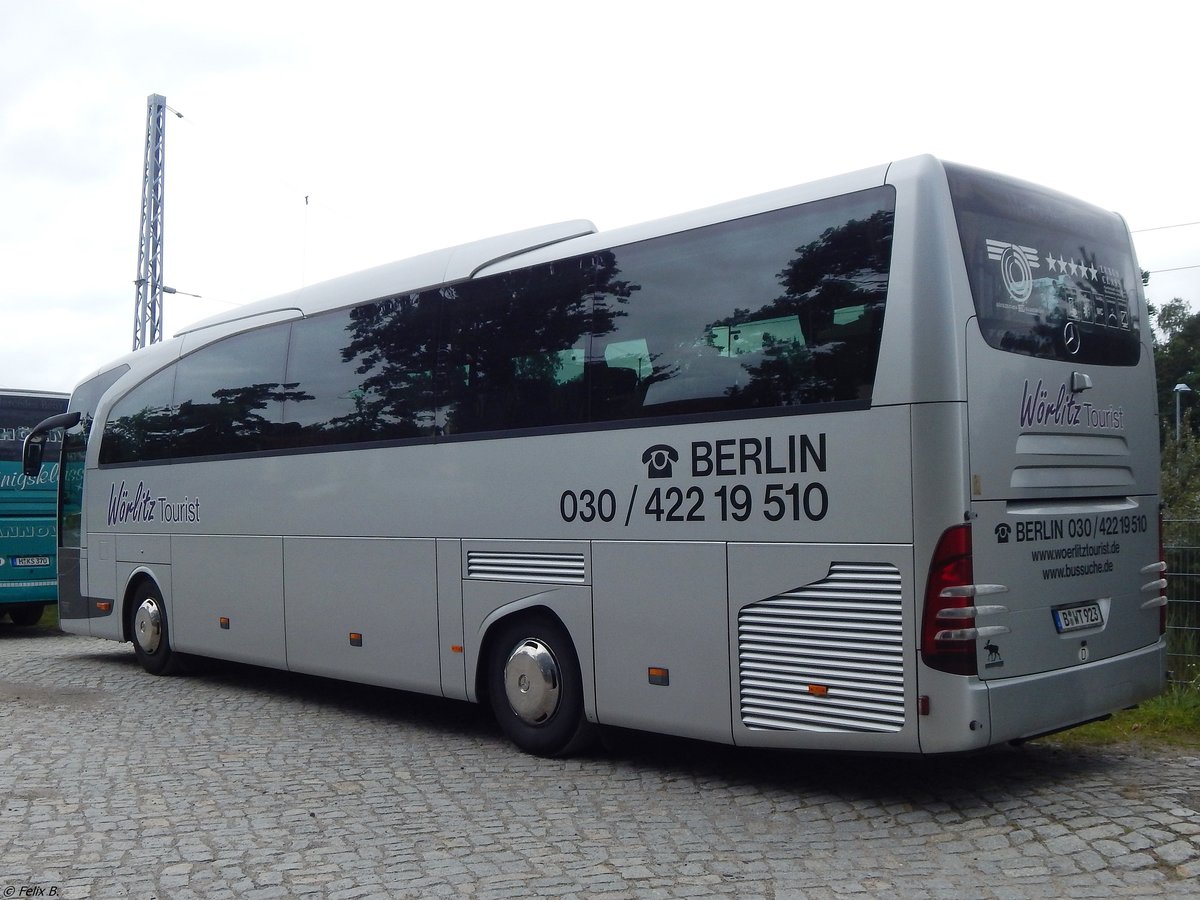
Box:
[1053,602,1103,633]
[14,556,51,567]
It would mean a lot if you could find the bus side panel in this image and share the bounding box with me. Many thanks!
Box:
[592,541,731,744]
[109,562,172,644]
[436,539,467,701]
[728,542,919,752]
[171,534,286,668]
[459,538,595,716]
[108,532,171,642]
[56,545,91,635]
[462,581,596,718]
[283,537,440,694]
[915,665,991,753]
[87,534,116,616]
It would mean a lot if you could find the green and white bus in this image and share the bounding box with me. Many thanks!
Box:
[2,389,68,625]
[24,156,1165,755]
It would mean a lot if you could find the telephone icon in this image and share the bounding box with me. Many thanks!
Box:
[642,444,679,479]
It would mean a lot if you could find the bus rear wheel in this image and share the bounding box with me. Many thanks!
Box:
[130,581,180,676]
[8,604,44,627]
[487,614,594,757]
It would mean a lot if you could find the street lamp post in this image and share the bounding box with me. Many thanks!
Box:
[1175,383,1193,441]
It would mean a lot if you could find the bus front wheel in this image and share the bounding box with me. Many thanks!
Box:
[130,581,180,676]
[487,614,594,757]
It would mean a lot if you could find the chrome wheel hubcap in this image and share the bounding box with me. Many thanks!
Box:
[503,638,561,725]
[133,598,162,654]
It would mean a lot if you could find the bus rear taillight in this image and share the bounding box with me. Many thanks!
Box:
[921,524,1011,677]
[921,524,978,676]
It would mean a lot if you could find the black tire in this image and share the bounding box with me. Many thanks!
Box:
[129,581,180,675]
[487,614,594,757]
[8,604,44,627]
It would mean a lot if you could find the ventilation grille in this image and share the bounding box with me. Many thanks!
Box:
[738,562,905,733]
[1011,433,1133,489]
[466,551,586,584]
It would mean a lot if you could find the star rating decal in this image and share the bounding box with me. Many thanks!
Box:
[1044,253,1098,280]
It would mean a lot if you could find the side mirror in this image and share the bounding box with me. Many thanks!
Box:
[22,434,45,477]
[21,410,81,477]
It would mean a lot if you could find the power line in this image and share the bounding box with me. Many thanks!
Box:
[1135,222,1200,283]
[1146,264,1200,275]
[1133,220,1200,234]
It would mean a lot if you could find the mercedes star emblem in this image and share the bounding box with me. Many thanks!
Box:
[1063,321,1081,355]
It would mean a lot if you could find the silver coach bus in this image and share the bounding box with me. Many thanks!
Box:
[25,155,1165,756]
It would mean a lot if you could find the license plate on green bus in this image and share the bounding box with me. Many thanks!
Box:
[14,556,51,567]
[1053,603,1103,633]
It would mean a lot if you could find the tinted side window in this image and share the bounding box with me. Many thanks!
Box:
[591,188,895,420]
[99,367,176,464]
[283,294,438,446]
[99,189,897,461]
[173,326,292,458]
[439,258,592,435]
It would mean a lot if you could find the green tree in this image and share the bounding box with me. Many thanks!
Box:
[1155,299,1200,518]
[1154,298,1200,426]
[1162,411,1200,518]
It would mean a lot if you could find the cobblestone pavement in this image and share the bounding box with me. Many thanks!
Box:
[1,626,1198,899]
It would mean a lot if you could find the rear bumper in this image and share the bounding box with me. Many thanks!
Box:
[0,580,57,604]
[987,639,1167,744]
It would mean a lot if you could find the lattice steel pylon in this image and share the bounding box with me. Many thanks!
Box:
[133,93,167,350]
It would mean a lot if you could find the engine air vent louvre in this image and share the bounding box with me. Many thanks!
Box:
[738,562,904,733]
[466,551,586,584]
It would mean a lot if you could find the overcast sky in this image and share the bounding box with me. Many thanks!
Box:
[3,0,1197,394]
